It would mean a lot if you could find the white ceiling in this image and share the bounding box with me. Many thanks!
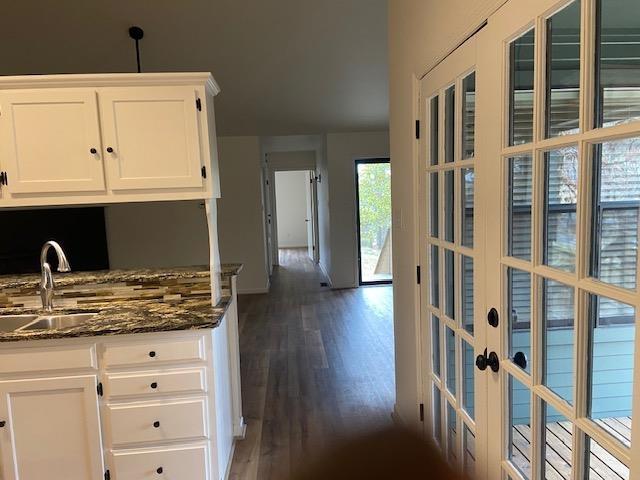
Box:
[0,0,388,136]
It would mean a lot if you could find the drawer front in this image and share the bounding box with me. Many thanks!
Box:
[106,368,206,398]
[0,344,96,374]
[103,337,204,368]
[108,398,208,446]
[112,444,208,480]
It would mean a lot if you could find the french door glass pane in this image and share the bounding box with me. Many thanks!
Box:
[590,137,640,289]
[542,401,572,480]
[445,249,455,320]
[431,245,440,308]
[445,86,456,163]
[509,29,535,145]
[445,170,455,242]
[432,314,441,377]
[431,172,439,237]
[447,402,458,464]
[463,425,476,475]
[509,375,531,479]
[461,168,474,247]
[595,0,640,128]
[585,435,630,479]
[462,339,475,420]
[588,294,635,448]
[508,268,531,373]
[542,278,575,404]
[462,72,476,159]
[545,0,581,138]
[544,147,578,272]
[446,326,456,394]
[462,255,474,334]
[433,385,443,447]
[508,154,533,260]
[430,96,440,165]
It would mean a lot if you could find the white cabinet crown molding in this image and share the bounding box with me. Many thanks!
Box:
[0,72,220,97]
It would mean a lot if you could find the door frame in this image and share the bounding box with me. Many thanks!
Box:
[265,165,320,266]
[355,158,393,286]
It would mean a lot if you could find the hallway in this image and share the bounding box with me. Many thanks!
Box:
[229,248,395,479]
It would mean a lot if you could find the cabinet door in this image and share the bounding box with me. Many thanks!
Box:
[0,375,104,480]
[0,89,105,194]
[99,87,204,190]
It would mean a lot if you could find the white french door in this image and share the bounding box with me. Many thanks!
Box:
[420,0,640,478]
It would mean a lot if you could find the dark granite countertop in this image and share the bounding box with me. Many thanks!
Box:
[0,264,243,343]
[0,264,243,291]
[0,296,232,343]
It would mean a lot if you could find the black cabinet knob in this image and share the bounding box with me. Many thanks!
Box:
[475,348,500,372]
[90,148,97,154]
[0,421,5,428]
[149,351,156,358]
[487,308,499,327]
[513,351,528,370]
[156,467,164,474]
[150,382,158,389]
[153,421,160,428]
[106,147,114,153]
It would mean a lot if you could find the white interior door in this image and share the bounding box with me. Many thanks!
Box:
[99,86,203,191]
[0,89,105,194]
[480,0,640,478]
[419,33,486,479]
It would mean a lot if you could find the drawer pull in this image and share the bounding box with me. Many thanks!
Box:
[149,351,157,358]
[150,382,158,389]
[153,421,160,428]
[157,467,164,474]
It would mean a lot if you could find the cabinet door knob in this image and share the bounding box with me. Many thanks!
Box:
[153,421,160,428]
[106,147,114,153]
[156,467,164,474]
[0,421,5,428]
[90,148,97,154]
[149,351,156,358]
[150,382,158,389]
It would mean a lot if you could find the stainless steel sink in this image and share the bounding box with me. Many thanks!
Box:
[20,313,98,331]
[0,315,40,332]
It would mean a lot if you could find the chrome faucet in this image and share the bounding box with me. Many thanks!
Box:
[40,241,71,312]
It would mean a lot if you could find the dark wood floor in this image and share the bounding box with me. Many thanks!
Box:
[228,248,395,480]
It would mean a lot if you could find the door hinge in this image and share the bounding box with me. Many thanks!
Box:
[196,98,202,111]
[419,403,424,422]
[416,265,421,284]
[104,469,111,480]
[201,165,207,179]
[97,382,103,397]
[415,120,420,139]
[0,172,5,186]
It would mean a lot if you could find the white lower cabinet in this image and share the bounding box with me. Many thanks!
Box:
[0,325,239,480]
[111,444,209,480]
[0,375,105,480]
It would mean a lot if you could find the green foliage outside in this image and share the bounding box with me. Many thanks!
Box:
[358,162,391,250]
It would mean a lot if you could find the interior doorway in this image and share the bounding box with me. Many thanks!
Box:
[272,169,318,263]
[355,158,392,285]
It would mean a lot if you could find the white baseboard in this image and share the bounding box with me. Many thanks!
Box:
[233,417,247,439]
[223,438,237,480]
[318,262,332,286]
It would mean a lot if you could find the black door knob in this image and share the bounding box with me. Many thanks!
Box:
[475,349,500,372]
[0,421,5,427]
[106,147,114,153]
[157,467,164,474]
[150,382,158,389]
[513,351,527,370]
[149,351,156,358]
[153,421,160,428]
[488,308,499,327]
[90,148,97,154]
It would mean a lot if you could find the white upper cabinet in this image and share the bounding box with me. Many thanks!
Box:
[99,86,204,191]
[0,89,105,194]
[0,73,220,208]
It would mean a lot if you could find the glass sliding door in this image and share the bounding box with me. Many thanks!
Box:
[355,159,392,285]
